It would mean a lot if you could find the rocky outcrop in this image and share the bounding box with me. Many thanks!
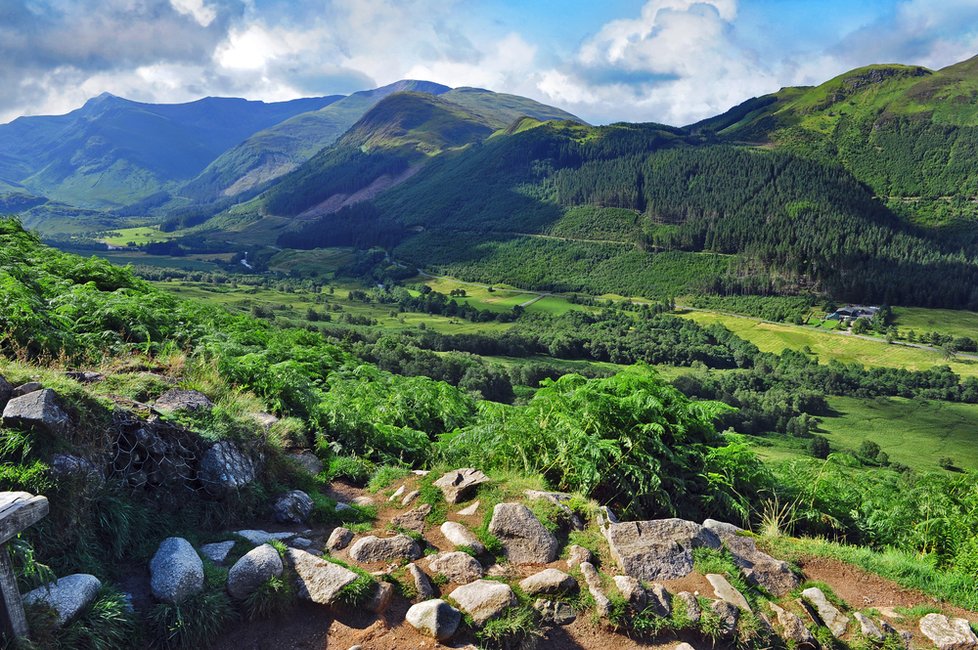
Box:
[449,579,516,626]
[2,389,69,435]
[520,569,577,596]
[605,519,720,581]
[440,521,484,554]
[22,574,101,626]
[487,503,558,564]
[272,490,314,524]
[227,544,284,600]
[524,489,584,530]
[326,527,353,552]
[918,613,978,650]
[199,441,256,496]
[150,537,204,604]
[287,549,358,605]
[433,468,490,504]
[406,599,462,641]
[154,388,213,413]
[348,534,422,563]
[427,551,483,584]
[802,587,849,638]
[702,519,799,595]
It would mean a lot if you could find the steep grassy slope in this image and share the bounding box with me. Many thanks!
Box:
[0,93,341,208]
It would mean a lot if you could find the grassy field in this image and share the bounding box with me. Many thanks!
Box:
[99,226,178,247]
[893,306,978,340]
[679,309,978,377]
[267,248,357,276]
[420,276,580,315]
[753,395,978,471]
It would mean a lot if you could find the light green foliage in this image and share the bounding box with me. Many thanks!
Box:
[475,603,542,650]
[367,465,411,492]
[25,585,139,650]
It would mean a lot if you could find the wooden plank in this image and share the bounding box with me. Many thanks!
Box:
[0,496,48,546]
[0,546,27,640]
[0,493,31,517]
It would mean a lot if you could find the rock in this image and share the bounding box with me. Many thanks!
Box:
[647,583,672,618]
[2,389,69,435]
[770,602,817,648]
[273,490,314,524]
[287,452,323,476]
[854,612,884,640]
[703,520,799,596]
[199,441,256,495]
[919,613,978,650]
[348,535,422,563]
[12,382,43,397]
[350,496,375,507]
[287,549,359,604]
[433,468,490,504]
[579,562,611,617]
[802,587,849,638]
[565,544,594,568]
[366,581,394,613]
[441,521,485,554]
[64,371,103,383]
[449,580,517,626]
[427,551,483,584]
[408,563,436,600]
[326,527,354,552]
[487,502,558,564]
[596,506,619,529]
[22,574,101,626]
[406,599,462,641]
[524,489,584,530]
[227,544,284,600]
[675,644,698,650]
[604,519,720,582]
[335,502,353,513]
[235,529,295,545]
[390,504,433,533]
[520,569,577,596]
[150,537,204,604]
[457,501,480,516]
[534,599,577,625]
[0,374,12,410]
[388,485,406,501]
[711,599,740,638]
[675,591,701,623]
[706,573,751,611]
[401,490,420,506]
[291,537,312,549]
[200,541,236,563]
[613,575,647,610]
[50,453,103,486]
[154,388,213,413]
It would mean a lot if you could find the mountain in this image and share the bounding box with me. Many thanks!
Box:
[0,93,342,208]
[692,56,978,230]
[179,80,453,201]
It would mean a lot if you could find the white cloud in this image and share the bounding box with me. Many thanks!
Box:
[170,0,218,27]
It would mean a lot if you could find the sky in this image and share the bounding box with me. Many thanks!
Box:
[2,0,978,126]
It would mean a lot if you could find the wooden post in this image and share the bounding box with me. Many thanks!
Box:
[0,492,49,642]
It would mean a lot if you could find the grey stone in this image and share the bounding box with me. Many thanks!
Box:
[406,599,462,641]
[272,490,314,524]
[348,535,421,563]
[433,468,490,504]
[520,568,577,596]
[457,501,480,516]
[290,537,312,549]
[918,613,978,650]
[388,485,406,501]
[604,519,720,581]
[12,382,42,397]
[449,579,516,626]
[287,549,359,604]
[287,451,323,476]
[199,441,256,495]
[350,496,375,507]
[565,544,594,568]
[427,551,483,584]
[401,490,420,506]
[441,521,484,554]
[366,581,394,613]
[2,389,69,435]
[235,529,295,545]
[23,574,101,626]
[534,599,577,625]
[227,544,284,600]
[50,453,102,486]
[675,591,701,623]
[334,502,353,513]
[711,599,740,638]
[675,644,698,650]
[613,575,647,610]
[647,583,672,618]
[390,503,432,533]
[154,388,213,413]
[707,573,751,611]
[408,563,436,600]
[524,489,584,530]
[802,587,849,638]
[770,602,817,648]
[854,611,884,640]
[0,374,11,411]
[487,502,558,564]
[150,537,204,603]
[326,527,353,552]
[200,541,236,563]
[704,521,799,596]
[579,561,611,617]
[64,371,103,383]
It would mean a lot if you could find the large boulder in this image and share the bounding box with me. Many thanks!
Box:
[2,389,69,435]
[22,574,101,626]
[487,503,558,564]
[440,521,484,554]
[520,569,577,596]
[433,468,490,504]
[348,535,422,563]
[427,552,483,585]
[287,549,358,605]
[604,519,720,581]
[154,389,213,413]
[406,599,462,641]
[802,587,849,638]
[919,613,978,650]
[227,544,284,600]
[449,579,517,626]
[199,440,256,496]
[702,519,799,595]
[150,537,204,604]
[272,490,314,524]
